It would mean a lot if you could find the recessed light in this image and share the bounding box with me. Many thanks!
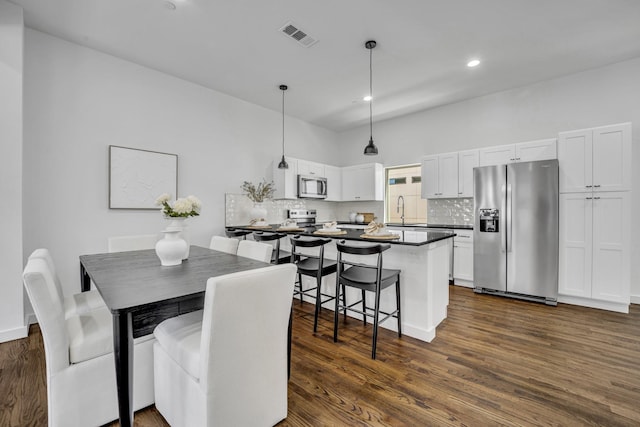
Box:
[467,59,480,68]
[363,95,372,102]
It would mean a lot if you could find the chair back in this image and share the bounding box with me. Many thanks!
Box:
[28,248,64,305]
[199,264,297,423]
[290,235,331,262]
[209,236,240,254]
[22,257,70,374]
[237,240,273,263]
[225,229,252,240]
[253,232,286,263]
[336,241,390,274]
[107,234,159,253]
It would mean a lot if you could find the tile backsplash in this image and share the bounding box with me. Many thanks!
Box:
[427,198,474,226]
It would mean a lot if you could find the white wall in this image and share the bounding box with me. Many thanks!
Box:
[337,57,640,301]
[22,29,339,301]
[0,1,26,342]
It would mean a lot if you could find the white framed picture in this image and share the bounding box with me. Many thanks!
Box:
[109,145,178,209]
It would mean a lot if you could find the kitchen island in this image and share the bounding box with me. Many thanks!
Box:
[226,225,454,342]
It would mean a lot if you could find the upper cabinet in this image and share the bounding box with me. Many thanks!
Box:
[558,123,631,193]
[271,157,298,199]
[342,163,384,201]
[421,152,458,199]
[479,138,557,166]
[457,149,479,198]
[324,165,342,201]
[297,159,325,177]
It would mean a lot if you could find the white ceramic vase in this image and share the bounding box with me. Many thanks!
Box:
[165,217,190,259]
[250,203,268,223]
[155,230,188,266]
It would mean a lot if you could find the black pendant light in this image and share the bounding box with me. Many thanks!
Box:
[363,40,378,156]
[277,84,289,169]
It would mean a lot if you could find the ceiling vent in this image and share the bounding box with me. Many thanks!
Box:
[279,21,318,48]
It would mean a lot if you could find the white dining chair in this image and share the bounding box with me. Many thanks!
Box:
[153,264,297,427]
[22,256,155,427]
[28,248,106,318]
[107,233,159,252]
[209,235,240,254]
[236,239,273,263]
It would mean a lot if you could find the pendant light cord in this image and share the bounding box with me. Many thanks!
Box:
[369,45,373,140]
[282,89,285,155]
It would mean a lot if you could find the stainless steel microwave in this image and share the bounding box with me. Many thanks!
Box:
[297,175,327,199]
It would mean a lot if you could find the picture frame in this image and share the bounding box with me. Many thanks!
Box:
[109,145,178,209]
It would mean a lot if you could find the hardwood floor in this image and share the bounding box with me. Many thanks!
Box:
[2,286,639,426]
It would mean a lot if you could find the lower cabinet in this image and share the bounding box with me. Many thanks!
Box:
[558,191,630,312]
[452,230,474,287]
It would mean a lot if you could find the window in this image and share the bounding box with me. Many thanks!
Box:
[385,165,427,224]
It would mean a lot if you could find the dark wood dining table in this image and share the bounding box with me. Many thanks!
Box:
[79,245,271,427]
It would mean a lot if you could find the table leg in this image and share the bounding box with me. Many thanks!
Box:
[113,311,134,427]
[80,263,91,292]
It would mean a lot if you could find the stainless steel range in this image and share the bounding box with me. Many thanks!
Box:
[287,209,317,227]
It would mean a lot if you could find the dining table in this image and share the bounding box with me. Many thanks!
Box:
[79,245,272,427]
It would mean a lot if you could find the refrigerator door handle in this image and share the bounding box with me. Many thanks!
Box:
[501,183,507,253]
[506,183,513,253]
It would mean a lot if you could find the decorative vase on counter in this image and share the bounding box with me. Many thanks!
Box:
[356,213,365,223]
[165,217,190,259]
[155,230,188,266]
[349,212,357,223]
[249,202,268,224]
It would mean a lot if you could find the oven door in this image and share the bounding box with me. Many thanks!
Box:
[297,175,327,199]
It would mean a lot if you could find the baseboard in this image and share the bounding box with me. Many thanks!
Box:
[0,324,29,343]
[26,313,37,325]
[453,279,474,288]
[557,295,629,313]
[630,294,640,305]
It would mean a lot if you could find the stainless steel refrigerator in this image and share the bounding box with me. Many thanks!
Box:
[473,159,559,304]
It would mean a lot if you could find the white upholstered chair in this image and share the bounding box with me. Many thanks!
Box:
[107,233,159,253]
[209,235,240,254]
[23,255,155,427]
[28,248,106,318]
[153,264,297,427]
[236,239,273,263]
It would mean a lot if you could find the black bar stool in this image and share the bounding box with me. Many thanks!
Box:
[225,228,252,240]
[334,241,401,360]
[290,236,338,333]
[253,231,291,264]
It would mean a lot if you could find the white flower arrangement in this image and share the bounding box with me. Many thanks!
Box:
[155,193,202,218]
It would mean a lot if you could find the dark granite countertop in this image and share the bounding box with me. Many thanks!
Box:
[226,224,454,246]
[385,223,473,230]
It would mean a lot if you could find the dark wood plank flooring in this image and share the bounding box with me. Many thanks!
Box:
[2,286,639,426]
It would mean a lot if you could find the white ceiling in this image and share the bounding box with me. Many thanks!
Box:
[11,0,640,131]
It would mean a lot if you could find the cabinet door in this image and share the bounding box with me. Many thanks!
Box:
[591,192,630,303]
[272,157,298,199]
[515,138,557,162]
[453,242,474,282]
[592,123,631,192]
[420,155,439,198]
[479,145,515,166]
[439,153,459,197]
[297,159,325,177]
[324,165,342,201]
[342,165,374,201]
[458,149,479,197]
[558,193,592,298]
[558,129,592,193]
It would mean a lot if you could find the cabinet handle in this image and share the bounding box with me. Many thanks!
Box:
[586,197,593,200]
[593,184,601,188]
[593,197,601,200]
[509,158,515,161]
[585,185,592,188]
[458,192,463,194]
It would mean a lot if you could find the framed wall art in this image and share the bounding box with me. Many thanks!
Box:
[109,145,178,209]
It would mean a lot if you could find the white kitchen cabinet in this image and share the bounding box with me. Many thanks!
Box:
[324,165,342,201]
[420,152,458,198]
[558,123,631,193]
[457,149,479,197]
[479,139,557,166]
[297,159,325,177]
[558,191,630,311]
[271,157,298,199]
[341,163,384,201]
[453,230,474,287]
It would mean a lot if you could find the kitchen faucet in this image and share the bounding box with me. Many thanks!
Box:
[397,195,405,226]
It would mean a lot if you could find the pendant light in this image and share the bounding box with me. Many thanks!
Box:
[277,84,289,169]
[363,40,378,156]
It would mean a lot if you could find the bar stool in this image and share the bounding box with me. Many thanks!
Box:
[290,236,338,332]
[225,228,252,240]
[253,231,291,265]
[334,241,401,360]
